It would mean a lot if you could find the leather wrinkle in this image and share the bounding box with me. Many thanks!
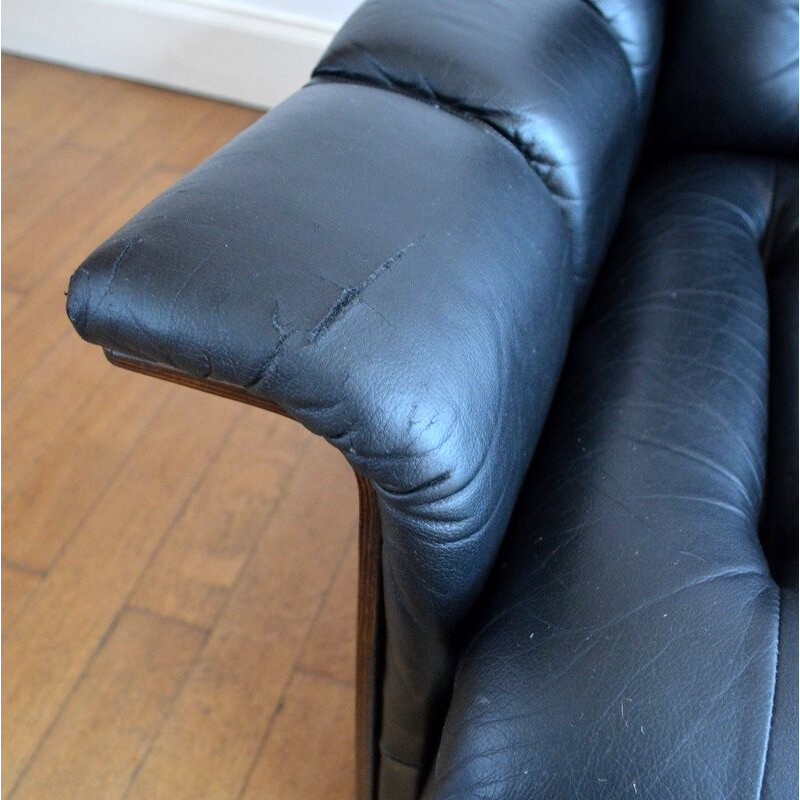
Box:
[307,72,578,249]
[308,65,624,291]
[757,589,782,800]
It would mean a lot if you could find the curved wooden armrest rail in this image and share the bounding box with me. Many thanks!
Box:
[105,349,384,800]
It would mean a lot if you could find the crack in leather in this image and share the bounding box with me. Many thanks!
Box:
[308,236,423,343]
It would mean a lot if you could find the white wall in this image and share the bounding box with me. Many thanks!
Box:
[230,0,358,26]
[1,0,362,109]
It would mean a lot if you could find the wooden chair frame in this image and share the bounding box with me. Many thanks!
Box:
[105,349,384,800]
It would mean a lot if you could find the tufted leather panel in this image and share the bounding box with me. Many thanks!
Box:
[426,155,798,799]
[67,80,576,798]
[314,0,664,305]
[655,0,799,154]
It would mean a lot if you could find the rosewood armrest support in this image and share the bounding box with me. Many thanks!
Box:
[106,348,384,799]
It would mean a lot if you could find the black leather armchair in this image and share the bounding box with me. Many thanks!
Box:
[66,1,798,798]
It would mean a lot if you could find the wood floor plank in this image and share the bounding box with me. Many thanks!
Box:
[2,332,113,501]
[1,56,93,135]
[10,610,206,800]
[2,125,31,177]
[2,289,25,321]
[128,410,311,629]
[2,167,185,392]
[2,95,211,291]
[2,368,171,572]
[0,65,127,180]
[2,59,209,178]
[122,437,358,800]
[3,57,360,800]
[297,533,358,684]
[2,142,106,247]
[240,672,356,800]
[2,390,242,794]
[1,564,43,634]
[1,54,36,94]
[65,78,180,153]
[159,102,261,172]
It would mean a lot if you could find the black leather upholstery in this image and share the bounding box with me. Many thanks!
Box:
[655,0,798,154]
[67,81,574,796]
[426,156,798,800]
[64,1,797,798]
[315,0,663,305]
[67,3,664,795]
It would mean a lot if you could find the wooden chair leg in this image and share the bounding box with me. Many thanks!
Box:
[105,349,385,800]
[354,473,384,800]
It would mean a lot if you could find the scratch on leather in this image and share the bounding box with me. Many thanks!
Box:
[308,235,424,342]
[97,237,141,308]
[244,301,292,388]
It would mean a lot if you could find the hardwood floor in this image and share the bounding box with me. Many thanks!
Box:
[2,55,359,799]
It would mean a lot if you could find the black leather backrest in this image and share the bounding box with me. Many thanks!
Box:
[427,154,797,800]
[655,0,799,154]
[314,0,664,305]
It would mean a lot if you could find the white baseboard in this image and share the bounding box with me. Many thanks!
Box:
[1,0,339,108]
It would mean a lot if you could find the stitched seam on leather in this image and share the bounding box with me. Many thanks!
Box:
[307,72,537,177]
[311,68,580,223]
[305,73,577,278]
[315,56,580,205]
[574,0,642,110]
[310,70,586,228]
[756,588,782,799]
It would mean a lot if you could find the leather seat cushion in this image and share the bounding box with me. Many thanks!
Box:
[424,154,798,800]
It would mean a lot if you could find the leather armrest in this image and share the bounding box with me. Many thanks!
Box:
[67,2,665,794]
[67,80,573,793]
